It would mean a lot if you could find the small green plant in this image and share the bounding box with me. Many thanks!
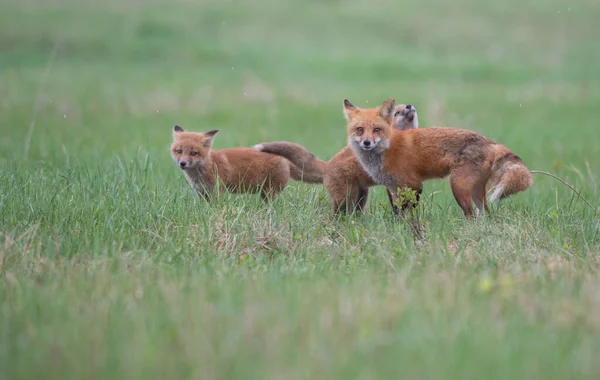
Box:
[394,187,425,241]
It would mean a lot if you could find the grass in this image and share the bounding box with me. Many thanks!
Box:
[1,0,600,378]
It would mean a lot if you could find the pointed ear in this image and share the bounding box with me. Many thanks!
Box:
[343,99,358,121]
[379,98,396,122]
[203,129,219,147]
[173,125,184,139]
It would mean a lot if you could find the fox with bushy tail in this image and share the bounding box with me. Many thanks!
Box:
[171,125,321,201]
[343,98,532,218]
[255,104,419,214]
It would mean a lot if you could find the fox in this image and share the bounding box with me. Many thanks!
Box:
[254,103,419,214]
[343,98,533,219]
[171,125,320,201]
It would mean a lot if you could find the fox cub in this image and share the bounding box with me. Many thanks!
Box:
[171,125,320,201]
[344,98,532,218]
[255,103,419,214]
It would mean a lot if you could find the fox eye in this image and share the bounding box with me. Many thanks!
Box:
[176,149,183,154]
[394,111,400,117]
[374,128,381,132]
[190,152,198,156]
[356,127,364,133]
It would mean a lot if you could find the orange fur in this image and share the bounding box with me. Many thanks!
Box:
[255,104,419,214]
[171,125,319,201]
[344,99,532,219]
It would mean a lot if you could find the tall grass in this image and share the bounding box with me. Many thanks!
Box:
[1,0,599,378]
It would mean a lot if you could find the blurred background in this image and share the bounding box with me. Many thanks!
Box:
[2,1,600,378]
[1,0,598,176]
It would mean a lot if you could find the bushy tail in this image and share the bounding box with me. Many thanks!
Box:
[488,146,533,202]
[254,141,327,184]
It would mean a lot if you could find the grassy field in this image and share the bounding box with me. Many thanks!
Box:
[1,0,600,378]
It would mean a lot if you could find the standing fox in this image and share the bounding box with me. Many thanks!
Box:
[343,98,533,218]
[171,125,320,201]
[255,104,419,214]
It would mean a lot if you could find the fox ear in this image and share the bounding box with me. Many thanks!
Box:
[343,99,358,121]
[173,125,184,139]
[379,98,396,122]
[203,129,219,147]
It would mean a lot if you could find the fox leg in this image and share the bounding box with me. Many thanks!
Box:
[386,189,400,215]
[260,189,274,202]
[385,186,401,216]
[329,189,349,215]
[449,169,475,219]
[331,190,352,215]
[258,180,275,202]
[332,200,347,215]
[355,186,370,213]
[329,183,362,215]
[326,174,369,215]
[472,181,490,216]
[194,186,212,201]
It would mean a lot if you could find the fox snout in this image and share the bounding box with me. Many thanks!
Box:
[177,158,202,169]
[173,156,198,169]
[353,136,380,151]
[402,104,415,119]
[393,104,418,130]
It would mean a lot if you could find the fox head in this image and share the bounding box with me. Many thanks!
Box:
[171,125,219,169]
[344,98,396,152]
[393,103,419,130]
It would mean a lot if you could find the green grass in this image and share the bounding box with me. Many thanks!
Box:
[1,0,600,378]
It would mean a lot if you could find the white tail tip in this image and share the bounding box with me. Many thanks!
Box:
[253,144,264,151]
[488,184,505,202]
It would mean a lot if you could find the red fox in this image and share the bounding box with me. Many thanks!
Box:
[171,125,320,201]
[344,98,533,218]
[254,104,419,214]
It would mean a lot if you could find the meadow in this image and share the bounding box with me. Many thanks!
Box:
[1,0,600,378]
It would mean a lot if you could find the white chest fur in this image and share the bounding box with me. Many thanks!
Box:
[183,167,214,195]
[351,146,396,185]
